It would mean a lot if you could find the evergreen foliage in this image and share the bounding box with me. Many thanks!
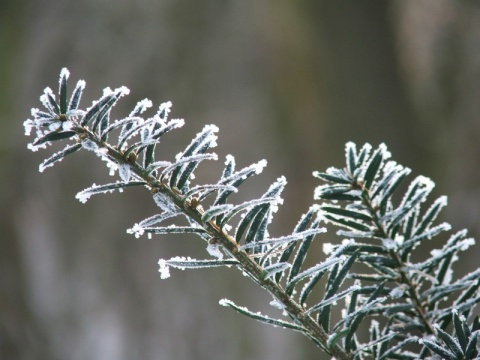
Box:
[24,69,480,359]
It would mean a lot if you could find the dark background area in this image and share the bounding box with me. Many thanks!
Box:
[2,1,480,359]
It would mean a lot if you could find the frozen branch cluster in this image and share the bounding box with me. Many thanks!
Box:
[24,69,480,359]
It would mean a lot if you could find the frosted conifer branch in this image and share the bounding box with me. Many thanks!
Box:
[24,69,480,359]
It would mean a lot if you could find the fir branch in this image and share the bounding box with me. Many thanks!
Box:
[24,68,352,360]
[24,69,480,359]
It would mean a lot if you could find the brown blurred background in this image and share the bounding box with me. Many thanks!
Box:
[2,1,480,359]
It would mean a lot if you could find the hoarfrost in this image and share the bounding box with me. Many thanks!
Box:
[62,120,74,131]
[130,98,153,117]
[394,235,405,247]
[76,183,97,203]
[254,159,267,174]
[460,237,475,251]
[40,87,55,110]
[270,298,286,310]
[157,101,172,119]
[75,182,131,203]
[102,87,114,96]
[158,259,171,279]
[127,223,145,238]
[27,142,47,152]
[206,242,224,259]
[224,154,235,166]
[345,142,357,159]
[119,164,131,182]
[81,139,98,152]
[219,298,231,307]
[241,228,326,250]
[323,243,334,255]
[59,67,70,82]
[443,268,454,285]
[382,238,397,250]
[430,249,441,257]
[23,118,34,136]
[153,192,177,213]
[48,122,61,131]
[390,285,407,299]
[39,162,54,173]
[104,158,118,176]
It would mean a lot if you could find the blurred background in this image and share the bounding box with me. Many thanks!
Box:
[2,1,480,359]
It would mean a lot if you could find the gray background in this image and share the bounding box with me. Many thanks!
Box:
[2,1,480,359]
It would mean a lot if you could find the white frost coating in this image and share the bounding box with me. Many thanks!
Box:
[341,239,355,247]
[437,257,451,283]
[418,175,435,189]
[127,223,145,238]
[394,235,405,247]
[102,87,114,96]
[59,67,70,83]
[75,182,127,203]
[119,164,131,182]
[103,157,118,176]
[38,144,76,172]
[102,86,129,98]
[323,243,334,255]
[430,248,441,257]
[254,159,268,174]
[382,160,399,174]
[62,120,74,131]
[460,238,475,251]
[345,141,357,158]
[390,285,407,299]
[40,87,54,110]
[158,259,171,279]
[377,143,391,160]
[204,124,219,147]
[97,147,108,156]
[39,161,54,173]
[204,124,219,133]
[118,86,130,96]
[206,243,224,259]
[76,183,97,203]
[27,142,47,152]
[130,98,153,117]
[241,228,326,250]
[157,101,172,119]
[141,99,153,109]
[23,118,34,136]
[72,79,86,91]
[224,154,235,166]
[153,192,177,213]
[66,109,85,119]
[382,238,397,250]
[48,122,61,131]
[270,298,286,310]
[81,139,98,152]
[360,143,372,155]
[219,299,230,307]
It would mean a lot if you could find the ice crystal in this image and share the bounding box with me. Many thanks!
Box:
[153,192,177,213]
[119,164,131,182]
[81,139,98,152]
[323,242,334,255]
[158,259,171,279]
[127,223,145,239]
[206,242,224,259]
[270,298,286,310]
